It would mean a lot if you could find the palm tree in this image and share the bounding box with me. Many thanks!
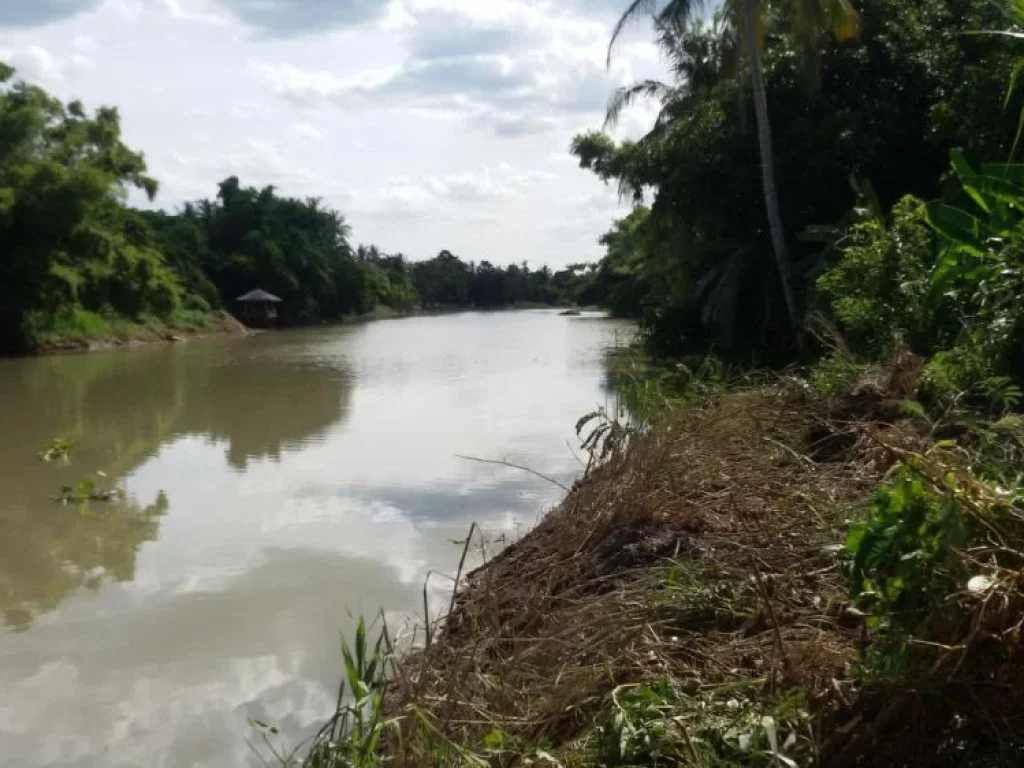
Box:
[604,15,736,134]
[609,0,859,351]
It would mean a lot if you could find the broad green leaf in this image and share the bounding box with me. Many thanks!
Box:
[950,150,990,214]
[926,203,985,253]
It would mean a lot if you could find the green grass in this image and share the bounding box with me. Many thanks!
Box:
[44,306,116,339]
[166,308,211,330]
[29,305,216,349]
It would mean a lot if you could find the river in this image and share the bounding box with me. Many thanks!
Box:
[0,310,633,767]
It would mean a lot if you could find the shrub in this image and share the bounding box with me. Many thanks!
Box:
[816,196,939,359]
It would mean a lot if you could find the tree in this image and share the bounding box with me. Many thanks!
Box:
[605,14,736,135]
[0,64,178,351]
[579,0,1020,361]
[609,0,860,350]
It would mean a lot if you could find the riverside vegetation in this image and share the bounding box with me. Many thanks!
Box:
[0,64,591,354]
[282,0,1024,766]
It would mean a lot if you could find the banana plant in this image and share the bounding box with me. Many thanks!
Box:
[927,149,1024,283]
[972,0,1024,156]
[925,149,1024,374]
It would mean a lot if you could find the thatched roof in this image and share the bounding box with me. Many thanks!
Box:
[236,288,282,302]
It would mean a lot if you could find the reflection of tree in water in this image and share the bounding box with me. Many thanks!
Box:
[0,492,168,631]
[0,336,353,629]
[0,342,352,474]
[0,347,189,487]
[181,353,352,470]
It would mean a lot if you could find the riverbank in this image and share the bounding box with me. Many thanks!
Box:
[23,304,589,357]
[29,309,249,354]
[308,359,1024,766]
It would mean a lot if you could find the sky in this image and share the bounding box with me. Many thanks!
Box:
[0,0,668,269]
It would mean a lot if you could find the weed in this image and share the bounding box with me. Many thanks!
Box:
[168,308,211,329]
[39,437,71,462]
[303,617,395,768]
[589,680,814,767]
[808,351,863,398]
[55,476,124,504]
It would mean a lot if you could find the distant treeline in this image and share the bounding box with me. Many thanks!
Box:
[0,64,590,353]
[142,180,591,327]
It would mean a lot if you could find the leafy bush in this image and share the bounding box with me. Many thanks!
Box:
[592,680,813,767]
[816,197,939,359]
[819,151,1024,401]
[846,445,1024,676]
[809,350,867,398]
[846,465,974,671]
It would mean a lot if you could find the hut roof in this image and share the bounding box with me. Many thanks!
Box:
[236,288,283,303]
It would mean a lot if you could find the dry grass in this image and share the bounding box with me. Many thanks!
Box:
[305,374,1024,767]
[377,385,904,765]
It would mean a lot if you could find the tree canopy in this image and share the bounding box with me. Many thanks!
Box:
[577,0,1022,365]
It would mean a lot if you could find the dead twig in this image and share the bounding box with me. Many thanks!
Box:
[455,454,570,491]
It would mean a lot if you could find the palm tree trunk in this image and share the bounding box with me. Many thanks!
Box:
[741,0,803,352]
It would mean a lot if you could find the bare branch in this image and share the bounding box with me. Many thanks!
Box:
[454,454,570,491]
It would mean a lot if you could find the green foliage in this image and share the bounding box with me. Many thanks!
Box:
[577,0,1022,363]
[575,208,660,319]
[407,249,578,310]
[0,65,185,351]
[301,618,396,768]
[843,455,1023,674]
[847,469,965,621]
[978,0,1024,157]
[921,152,1024,394]
[815,147,1024,401]
[817,197,938,358]
[32,305,126,341]
[591,679,814,767]
[56,476,124,504]
[356,246,418,312]
[808,351,864,397]
[158,178,364,325]
[600,680,689,765]
[39,437,71,463]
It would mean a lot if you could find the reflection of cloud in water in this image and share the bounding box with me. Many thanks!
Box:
[337,475,563,525]
[0,547,420,768]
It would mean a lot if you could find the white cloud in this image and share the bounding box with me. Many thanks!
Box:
[211,0,392,36]
[0,0,667,267]
[427,165,558,202]
[291,122,327,141]
[349,164,561,219]
[252,0,648,137]
[159,0,230,26]
[152,139,323,204]
[0,44,91,83]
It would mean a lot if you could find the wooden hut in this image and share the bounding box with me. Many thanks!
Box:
[235,288,282,328]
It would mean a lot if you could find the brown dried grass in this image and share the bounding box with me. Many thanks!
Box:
[380,385,905,764]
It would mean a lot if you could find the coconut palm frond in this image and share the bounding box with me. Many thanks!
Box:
[604,79,675,129]
[609,0,663,67]
[608,0,708,67]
